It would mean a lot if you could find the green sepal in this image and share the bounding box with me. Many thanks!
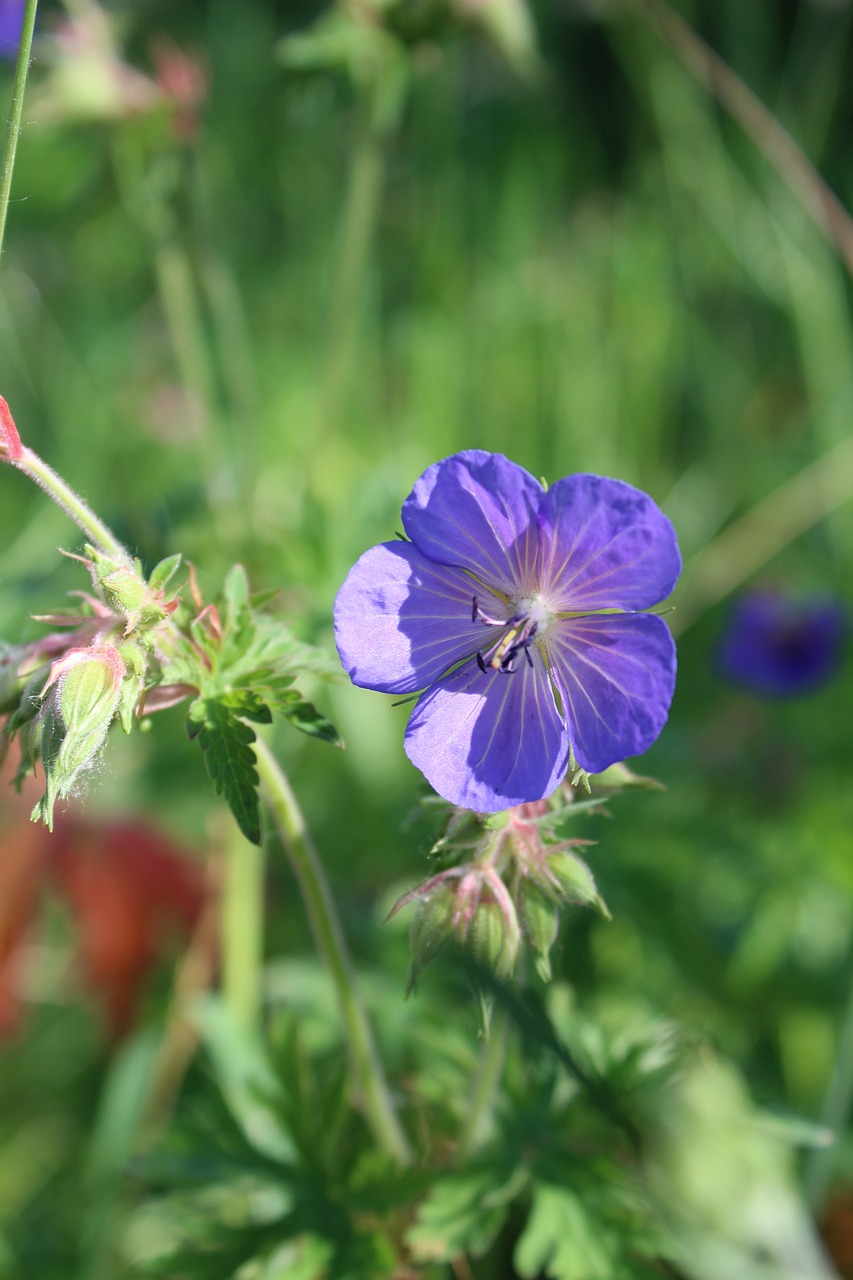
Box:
[546,851,611,920]
[518,878,559,983]
[148,552,183,593]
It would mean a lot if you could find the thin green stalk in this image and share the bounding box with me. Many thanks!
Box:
[14,444,132,562]
[253,735,412,1165]
[803,958,853,1209]
[0,0,39,261]
[318,35,408,446]
[625,0,853,277]
[222,821,265,1035]
[457,1007,509,1160]
[672,430,853,633]
[109,141,238,541]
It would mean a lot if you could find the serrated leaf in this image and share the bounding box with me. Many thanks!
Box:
[515,1186,614,1280]
[272,693,342,747]
[187,695,263,844]
[406,1169,514,1263]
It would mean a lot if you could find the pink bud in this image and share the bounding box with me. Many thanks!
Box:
[0,397,23,463]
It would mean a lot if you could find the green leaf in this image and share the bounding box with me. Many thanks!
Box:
[406,1168,516,1263]
[270,690,343,747]
[223,563,251,629]
[148,553,183,593]
[191,996,296,1163]
[187,694,265,844]
[515,1186,615,1280]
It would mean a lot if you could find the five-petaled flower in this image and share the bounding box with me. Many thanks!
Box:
[718,590,847,696]
[334,451,681,810]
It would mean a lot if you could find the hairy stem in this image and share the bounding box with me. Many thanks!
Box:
[13,445,132,562]
[0,0,38,261]
[253,735,412,1165]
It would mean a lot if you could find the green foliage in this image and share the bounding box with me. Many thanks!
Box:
[407,1163,530,1265]
[2,0,853,1276]
[162,564,342,841]
[513,1182,666,1280]
[187,692,269,844]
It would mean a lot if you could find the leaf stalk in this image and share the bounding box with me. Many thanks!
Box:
[253,734,412,1166]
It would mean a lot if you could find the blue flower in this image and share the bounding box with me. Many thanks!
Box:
[334,451,681,811]
[0,0,24,60]
[718,591,847,696]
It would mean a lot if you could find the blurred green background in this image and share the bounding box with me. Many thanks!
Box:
[2,0,853,1275]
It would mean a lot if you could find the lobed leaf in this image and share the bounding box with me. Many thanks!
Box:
[187,694,266,844]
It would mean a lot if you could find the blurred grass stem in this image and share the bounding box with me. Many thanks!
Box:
[804,959,853,1208]
[627,0,853,277]
[254,734,412,1165]
[673,431,853,632]
[0,0,38,262]
[223,822,265,1035]
[110,142,238,541]
[458,1007,509,1159]
[320,106,388,438]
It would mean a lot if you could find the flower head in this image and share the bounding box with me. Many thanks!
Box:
[718,590,847,696]
[335,451,680,810]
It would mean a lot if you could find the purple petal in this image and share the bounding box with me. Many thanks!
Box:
[402,451,543,599]
[404,655,569,811]
[334,540,506,695]
[0,0,24,59]
[536,475,681,611]
[547,613,676,773]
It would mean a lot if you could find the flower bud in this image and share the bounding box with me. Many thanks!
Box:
[518,877,559,982]
[32,645,125,829]
[0,396,23,463]
[546,851,610,920]
[407,884,457,994]
[469,895,520,980]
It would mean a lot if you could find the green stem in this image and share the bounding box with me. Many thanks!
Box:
[458,1007,509,1159]
[0,0,38,262]
[253,735,412,1165]
[222,820,265,1035]
[318,106,388,440]
[13,445,131,561]
[803,957,853,1208]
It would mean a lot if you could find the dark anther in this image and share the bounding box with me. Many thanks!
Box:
[471,598,538,676]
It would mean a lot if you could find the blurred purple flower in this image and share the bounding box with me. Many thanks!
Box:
[718,591,847,696]
[334,451,681,811]
[0,0,24,60]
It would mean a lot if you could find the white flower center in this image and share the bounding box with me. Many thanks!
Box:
[516,594,552,637]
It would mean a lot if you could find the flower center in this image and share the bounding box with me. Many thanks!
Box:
[471,594,551,675]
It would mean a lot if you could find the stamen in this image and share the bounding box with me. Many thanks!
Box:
[472,597,540,675]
